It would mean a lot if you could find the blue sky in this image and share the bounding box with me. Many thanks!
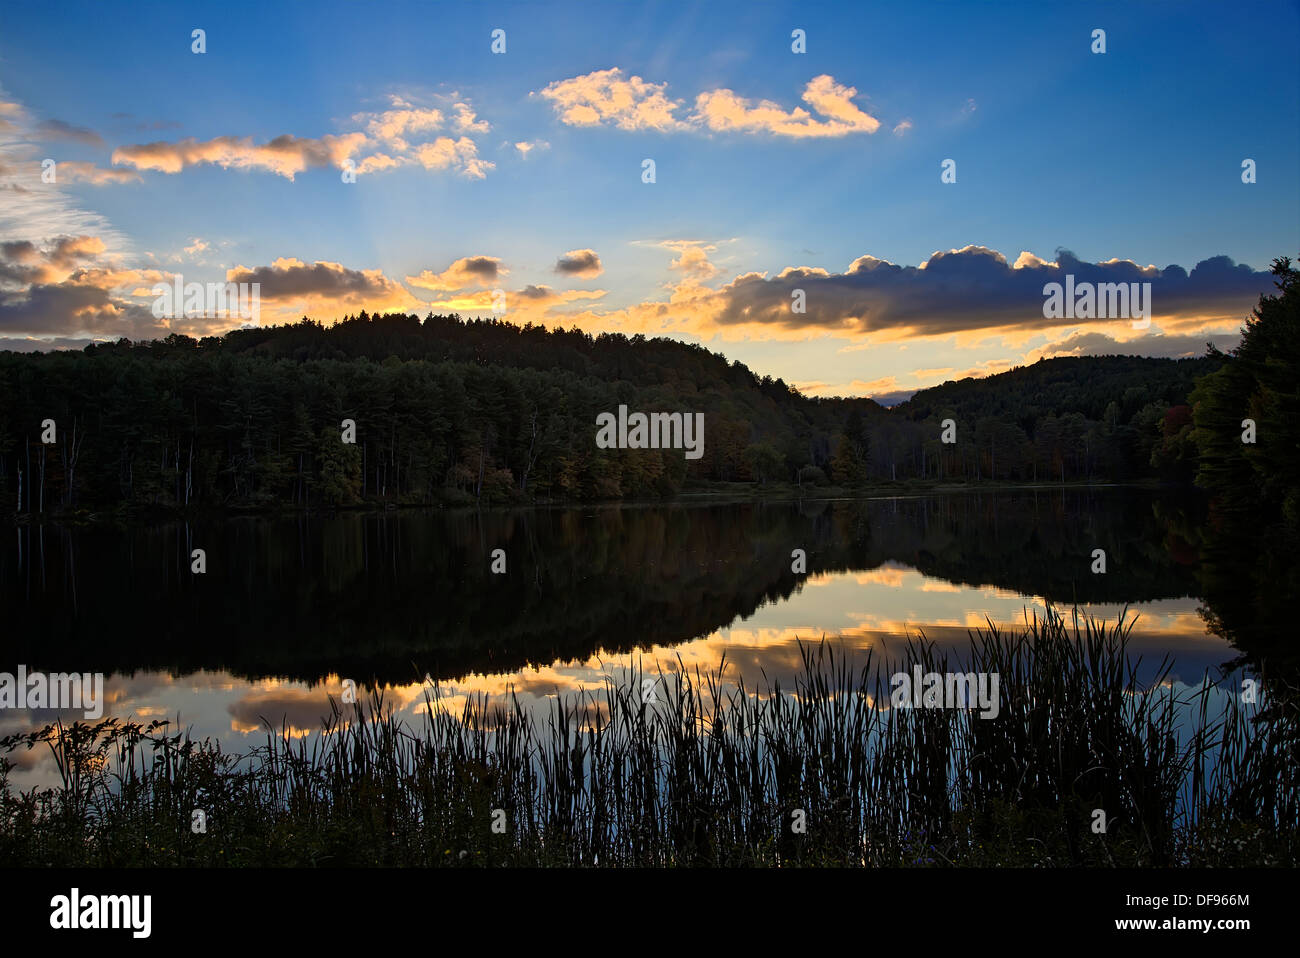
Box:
[2,0,1297,401]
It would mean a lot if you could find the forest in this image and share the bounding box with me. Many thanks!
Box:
[0,256,1294,517]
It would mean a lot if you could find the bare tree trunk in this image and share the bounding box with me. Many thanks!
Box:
[67,418,84,506]
[521,409,540,492]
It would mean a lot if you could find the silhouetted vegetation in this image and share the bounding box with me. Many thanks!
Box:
[2,611,1294,867]
[1187,257,1300,685]
[0,310,1226,513]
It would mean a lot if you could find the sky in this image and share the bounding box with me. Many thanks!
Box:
[1,0,1297,403]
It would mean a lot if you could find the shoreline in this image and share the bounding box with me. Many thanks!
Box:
[5,477,1195,525]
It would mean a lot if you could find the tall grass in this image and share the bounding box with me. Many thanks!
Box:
[2,608,1295,866]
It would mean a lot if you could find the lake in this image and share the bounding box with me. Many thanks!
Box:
[0,487,1248,788]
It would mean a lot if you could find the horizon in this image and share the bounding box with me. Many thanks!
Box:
[13,306,1229,407]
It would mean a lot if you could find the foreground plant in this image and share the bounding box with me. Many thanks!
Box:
[1,608,1295,867]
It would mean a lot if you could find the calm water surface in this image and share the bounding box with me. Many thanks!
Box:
[1,489,1248,786]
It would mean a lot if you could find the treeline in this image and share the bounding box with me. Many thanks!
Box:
[0,315,840,510]
[1183,257,1300,671]
[826,354,1218,485]
[0,259,1293,513]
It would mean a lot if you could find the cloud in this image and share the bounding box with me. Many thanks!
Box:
[694,74,881,138]
[0,248,180,341]
[794,360,1025,402]
[451,103,490,134]
[407,255,507,291]
[226,686,337,736]
[892,119,913,136]
[695,247,1275,341]
[0,335,109,352]
[109,92,495,182]
[35,118,104,146]
[55,161,142,186]
[0,235,107,284]
[420,284,607,323]
[355,94,489,143]
[0,101,28,135]
[513,139,549,158]
[359,104,444,150]
[1025,329,1244,361]
[217,257,422,324]
[538,70,882,138]
[0,281,166,339]
[660,240,719,281]
[355,153,405,175]
[797,376,904,401]
[227,257,409,302]
[0,233,204,341]
[112,133,368,180]
[536,68,690,131]
[412,136,493,179]
[504,246,1271,401]
[0,88,129,250]
[45,235,107,269]
[554,248,603,278]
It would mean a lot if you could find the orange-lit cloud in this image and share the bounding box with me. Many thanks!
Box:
[110,93,494,182]
[538,70,883,138]
[412,136,492,178]
[224,257,424,321]
[695,75,881,137]
[514,139,549,158]
[536,68,689,131]
[422,284,607,323]
[554,248,603,278]
[796,376,900,398]
[660,240,720,281]
[112,133,368,180]
[54,161,141,185]
[407,255,507,291]
[357,101,444,150]
[1,234,107,284]
[450,102,490,134]
[673,247,1273,342]
[3,237,1269,386]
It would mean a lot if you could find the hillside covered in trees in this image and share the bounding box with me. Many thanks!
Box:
[0,305,1257,514]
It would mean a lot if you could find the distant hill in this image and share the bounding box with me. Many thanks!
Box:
[897,355,1219,426]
